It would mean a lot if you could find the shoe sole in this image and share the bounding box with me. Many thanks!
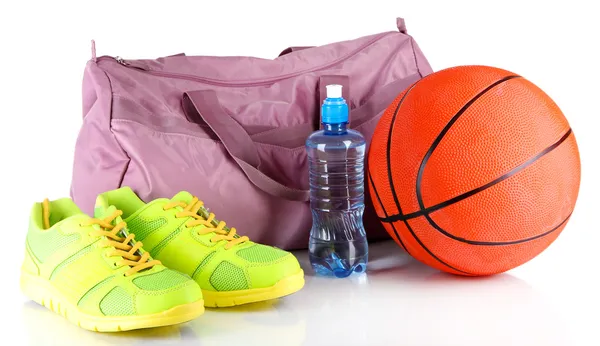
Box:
[20,271,205,332]
[202,269,305,307]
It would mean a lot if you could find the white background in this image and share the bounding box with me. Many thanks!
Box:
[1,1,598,345]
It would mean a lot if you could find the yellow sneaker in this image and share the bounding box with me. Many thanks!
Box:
[20,196,204,332]
[99,187,305,307]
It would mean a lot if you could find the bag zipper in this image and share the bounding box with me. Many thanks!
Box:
[97,32,394,87]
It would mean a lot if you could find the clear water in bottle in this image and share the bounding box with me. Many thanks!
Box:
[306,84,368,278]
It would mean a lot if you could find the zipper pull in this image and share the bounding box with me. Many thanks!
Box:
[115,56,129,65]
[112,56,149,71]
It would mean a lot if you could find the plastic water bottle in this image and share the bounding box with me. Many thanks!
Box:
[306,84,368,278]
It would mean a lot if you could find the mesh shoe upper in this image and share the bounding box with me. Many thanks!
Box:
[92,267,201,316]
[236,244,289,263]
[99,187,303,292]
[22,197,202,317]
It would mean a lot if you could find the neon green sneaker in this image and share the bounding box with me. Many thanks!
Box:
[20,196,204,332]
[98,187,305,307]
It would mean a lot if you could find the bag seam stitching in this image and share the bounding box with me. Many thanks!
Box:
[96,64,132,188]
[111,106,384,154]
[113,93,276,135]
[409,36,424,78]
[111,119,221,144]
[112,94,182,120]
[139,32,396,83]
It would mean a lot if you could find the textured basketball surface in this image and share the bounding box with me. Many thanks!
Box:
[368,65,580,276]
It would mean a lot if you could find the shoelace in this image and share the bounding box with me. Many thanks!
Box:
[163,197,249,250]
[80,209,161,276]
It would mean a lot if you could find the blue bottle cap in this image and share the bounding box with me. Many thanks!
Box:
[321,84,348,124]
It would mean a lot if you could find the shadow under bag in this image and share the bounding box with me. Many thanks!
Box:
[71,18,433,249]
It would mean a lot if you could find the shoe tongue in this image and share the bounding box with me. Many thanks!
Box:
[94,195,145,265]
[170,191,194,205]
[94,195,123,225]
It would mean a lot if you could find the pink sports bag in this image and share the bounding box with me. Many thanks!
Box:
[71,18,433,249]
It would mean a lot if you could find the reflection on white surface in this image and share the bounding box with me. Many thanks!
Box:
[20,241,571,346]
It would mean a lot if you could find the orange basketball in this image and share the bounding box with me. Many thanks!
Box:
[367,65,581,276]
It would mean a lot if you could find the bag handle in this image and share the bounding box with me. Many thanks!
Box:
[182,75,350,202]
[182,90,311,202]
[182,73,418,203]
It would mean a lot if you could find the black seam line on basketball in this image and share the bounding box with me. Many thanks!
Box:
[384,80,471,274]
[383,81,421,254]
[415,74,522,215]
[367,171,409,254]
[383,74,520,224]
[381,128,573,223]
[421,130,572,245]
[403,219,473,275]
[449,213,569,246]
[386,81,419,217]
